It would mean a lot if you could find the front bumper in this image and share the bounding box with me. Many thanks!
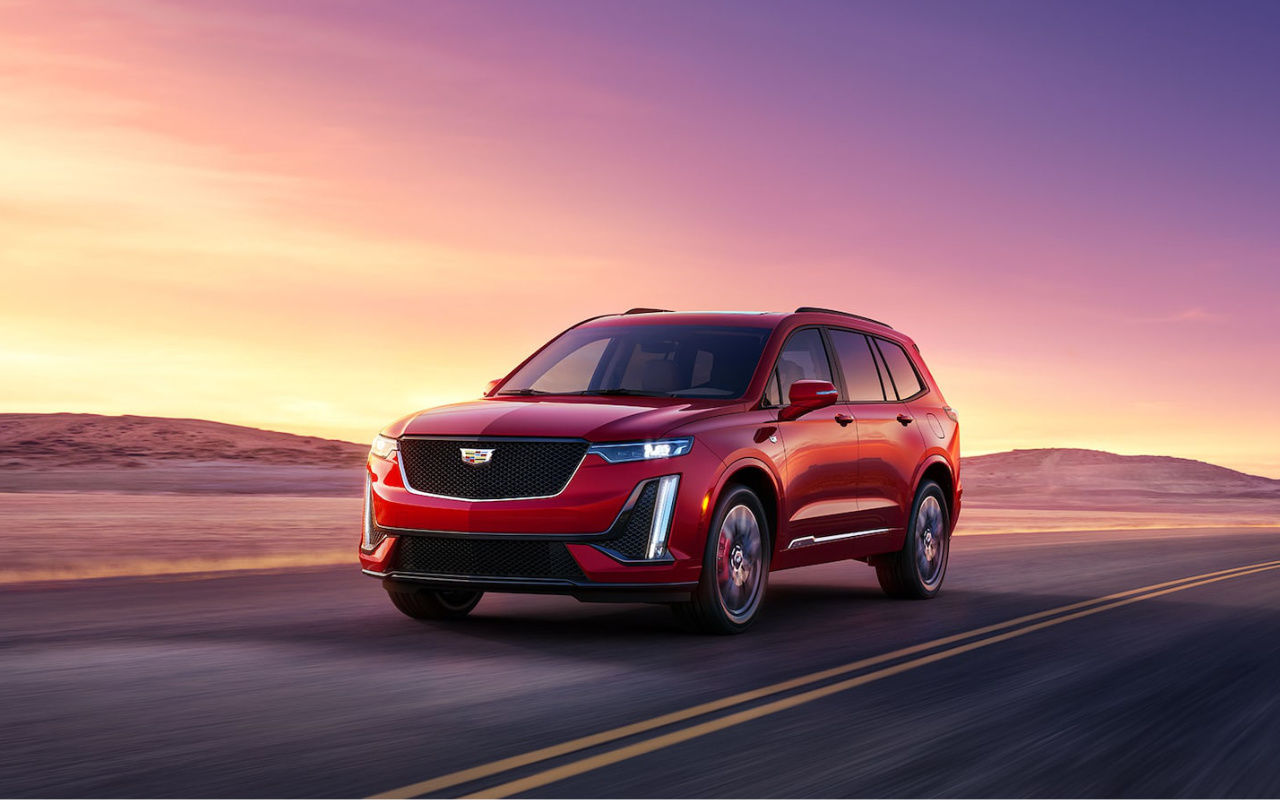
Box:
[360,444,721,593]
[361,524,697,603]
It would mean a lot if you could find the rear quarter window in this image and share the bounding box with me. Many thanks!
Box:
[874,339,926,399]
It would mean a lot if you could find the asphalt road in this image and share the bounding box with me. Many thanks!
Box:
[3,526,1279,798]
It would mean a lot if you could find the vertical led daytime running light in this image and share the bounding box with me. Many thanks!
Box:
[647,475,680,559]
[361,476,381,552]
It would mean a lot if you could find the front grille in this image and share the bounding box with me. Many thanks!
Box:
[390,536,587,582]
[398,437,588,500]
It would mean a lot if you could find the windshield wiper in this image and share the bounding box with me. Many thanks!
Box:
[574,388,674,397]
[496,388,553,396]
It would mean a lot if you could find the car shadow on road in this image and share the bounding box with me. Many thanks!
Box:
[332,580,1028,668]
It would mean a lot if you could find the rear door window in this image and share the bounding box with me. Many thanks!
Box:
[873,339,926,399]
[828,329,886,402]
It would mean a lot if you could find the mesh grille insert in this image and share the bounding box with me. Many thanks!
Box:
[390,536,587,582]
[608,482,657,559]
[398,438,588,500]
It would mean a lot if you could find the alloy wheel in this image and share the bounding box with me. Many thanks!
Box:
[914,494,947,588]
[715,504,765,622]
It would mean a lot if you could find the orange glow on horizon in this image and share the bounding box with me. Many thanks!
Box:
[3,2,1279,477]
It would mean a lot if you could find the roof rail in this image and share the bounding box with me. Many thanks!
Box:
[623,307,672,315]
[794,306,893,329]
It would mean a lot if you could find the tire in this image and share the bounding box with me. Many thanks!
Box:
[876,480,950,599]
[387,587,483,620]
[673,485,771,634]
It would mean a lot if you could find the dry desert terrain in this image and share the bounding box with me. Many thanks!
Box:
[2,414,1277,583]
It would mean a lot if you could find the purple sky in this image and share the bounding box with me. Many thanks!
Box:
[3,0,1278,472]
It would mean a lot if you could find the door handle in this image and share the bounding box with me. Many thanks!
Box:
[896,413,914,426]
[834,414,854,427]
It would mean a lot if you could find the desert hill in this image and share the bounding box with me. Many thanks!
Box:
[1,414,1277,509]
[961,448,1280,508]
[0,413,367,495]
[0,413,367,469]
[3,417,1275,583]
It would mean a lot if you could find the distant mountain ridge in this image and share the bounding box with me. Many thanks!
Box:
[0,413,366,469]
[1,414,1276,507]
[961,447,1280,507]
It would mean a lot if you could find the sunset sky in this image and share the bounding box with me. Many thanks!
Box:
[3,1,1278,475]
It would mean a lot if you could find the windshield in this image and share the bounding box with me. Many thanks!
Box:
[499,324,771,399]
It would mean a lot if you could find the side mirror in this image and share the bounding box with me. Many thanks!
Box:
[779,379,838,421]
[484,379,501,397]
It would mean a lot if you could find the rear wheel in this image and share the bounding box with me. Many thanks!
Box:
[876,480,949,599]
[387,587,483,620]
[673,485,770,634]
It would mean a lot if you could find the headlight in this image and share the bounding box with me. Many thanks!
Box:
[369,434,398,460]
[587,437,693,464]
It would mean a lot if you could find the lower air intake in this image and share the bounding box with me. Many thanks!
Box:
[389,536,587,582]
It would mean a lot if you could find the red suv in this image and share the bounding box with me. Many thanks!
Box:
[360,308,960,633]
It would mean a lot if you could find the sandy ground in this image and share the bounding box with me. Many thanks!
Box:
[0,463,363,495]
[3,489,1276,585]
[0,492,359,583]
[2,415,1274,583]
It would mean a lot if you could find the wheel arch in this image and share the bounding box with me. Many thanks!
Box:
[712,458,782,553]
[914,456,957,531]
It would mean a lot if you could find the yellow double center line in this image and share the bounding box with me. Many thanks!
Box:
[373,559,1280,799]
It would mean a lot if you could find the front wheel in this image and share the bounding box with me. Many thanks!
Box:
[387,587,483,620]
[875,480,950,599]
[673,485,771,634]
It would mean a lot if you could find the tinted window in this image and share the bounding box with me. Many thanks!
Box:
[874,339,926,399]
[691,349,714,387]
[775,328,833,400]
[502,324,771,399]
[828,329,885,402]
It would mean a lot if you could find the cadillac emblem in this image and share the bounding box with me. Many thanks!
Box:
[460,447,495,465]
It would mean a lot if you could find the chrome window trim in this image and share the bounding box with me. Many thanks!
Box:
[786,527,892,550]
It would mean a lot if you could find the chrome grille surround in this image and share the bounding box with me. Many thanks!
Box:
[396,436,589,501]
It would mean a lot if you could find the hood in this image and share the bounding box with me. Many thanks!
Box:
[392,397,740,442]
